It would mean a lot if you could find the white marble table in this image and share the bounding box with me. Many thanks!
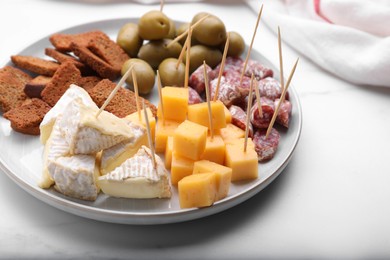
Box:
[1,0,390,259]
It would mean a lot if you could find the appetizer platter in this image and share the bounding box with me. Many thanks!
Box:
[0,6,302,224]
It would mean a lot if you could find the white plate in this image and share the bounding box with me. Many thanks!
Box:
[0,18,302,225]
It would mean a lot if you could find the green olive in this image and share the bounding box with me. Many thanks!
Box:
[137,39,182,69]
[138,10,170,40]
[176,23,200,46]
[121,58,155,95]
[222,31,245,57]
[166,18,176,39]
[158,58,186,87]
[116,23,143,58]
[183,45,223,73]
[191,12,227,46]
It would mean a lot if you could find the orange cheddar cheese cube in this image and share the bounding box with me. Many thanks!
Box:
[164,136,174,169]
[193,160,232,200]
[178,172,217,208]
[171,152,195,185]
[157,86,188,122]
[173,120,208,160]
[225,138,258,182]
[219,100,232,124]
[155,119,180,153]
[219,123,245,143]
[200,135,225,165]
[125,107,156,140]
[187,101,226,131]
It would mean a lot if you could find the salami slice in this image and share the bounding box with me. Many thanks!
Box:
[229,105,253,137]
[275,98,292,128]
[188,87,203,104]
[253,128,280,161]
[209,76,241,107]
[189,64,216,95]
[224,70,253,97]
[250,97,275,129]
[258,77,285,101]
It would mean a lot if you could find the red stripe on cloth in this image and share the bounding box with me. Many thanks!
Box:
[313,0,333,23]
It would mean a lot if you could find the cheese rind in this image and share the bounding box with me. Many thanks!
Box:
[178,172,217,209]
[40,84,96,144]
[48,154,100,201]
[98,146,171,199]
[100,121,147,175]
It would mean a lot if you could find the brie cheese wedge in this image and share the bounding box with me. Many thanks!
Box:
[48,154,100,201]
[100,121,148,175]
[40,84,96,144]
[98,146,171,199]
[57,98,134,155]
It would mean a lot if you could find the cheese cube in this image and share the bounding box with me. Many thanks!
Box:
[200,135,225,165]
[225,138,258,181]
[193,160,232,200]
[187,101,226,131]
[157,86,188,122]
[155,119,180,153]
[173,120,208,160]
[171,152,195,185]
[164,136,174,169]
[219,123,245,143]
[125,108,156,141]
[178,172,217,208]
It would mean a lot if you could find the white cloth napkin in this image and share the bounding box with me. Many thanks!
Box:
[246,0,390,87]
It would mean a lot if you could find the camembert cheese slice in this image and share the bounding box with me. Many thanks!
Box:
[100,121,148,175]
[57,98,133,155]
[40,84,96,144]
[98,146,171,199]
[48,154,100,201]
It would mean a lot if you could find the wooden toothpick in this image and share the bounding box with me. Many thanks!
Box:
[143,101,157,169]
[254,79,263,118]
[239,3,264,87]
[213,32,230,102]
[167,15,210,48]
[156,70,165,125]
[244,73,255,153]
[265,58,299,139]
[131,68,141,121]
[184,27,192,88]
[160,0,164,12]
[203,61,214,140]
[176,36,188,70]
[278,26,285,93]
[96,64,133,118]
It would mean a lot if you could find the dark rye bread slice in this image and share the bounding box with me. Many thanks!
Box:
[41,62,81,107]
[88,79,157,118]
[87,34,129,71]
[11,55,59,76]
[49,30,109,52]
[77,76,102,91]
[3,98,51,135]
[71,42,119,80]
[44,48,92,75]
[24,75,52,98]
[0,66,32,112]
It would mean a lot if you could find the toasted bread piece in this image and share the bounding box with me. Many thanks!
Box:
[41,62,81,107]
[0,66,32,112]
[11,55,59,76]
[3,98,51,135]
[44,47,93,74]
[87,34,129,71]
[88,79,157,118]
[71,42,119,80]
[24,75,52,98]
[49,30,109,52]
[77,76,102,91]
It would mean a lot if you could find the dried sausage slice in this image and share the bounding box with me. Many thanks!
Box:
[188,87,203,104]
[229,105,253,137]
[189,64,216,94]
[253,128,280,161]
[250,97,275,129]
[209,76,241,107]
[275,99,292,128]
